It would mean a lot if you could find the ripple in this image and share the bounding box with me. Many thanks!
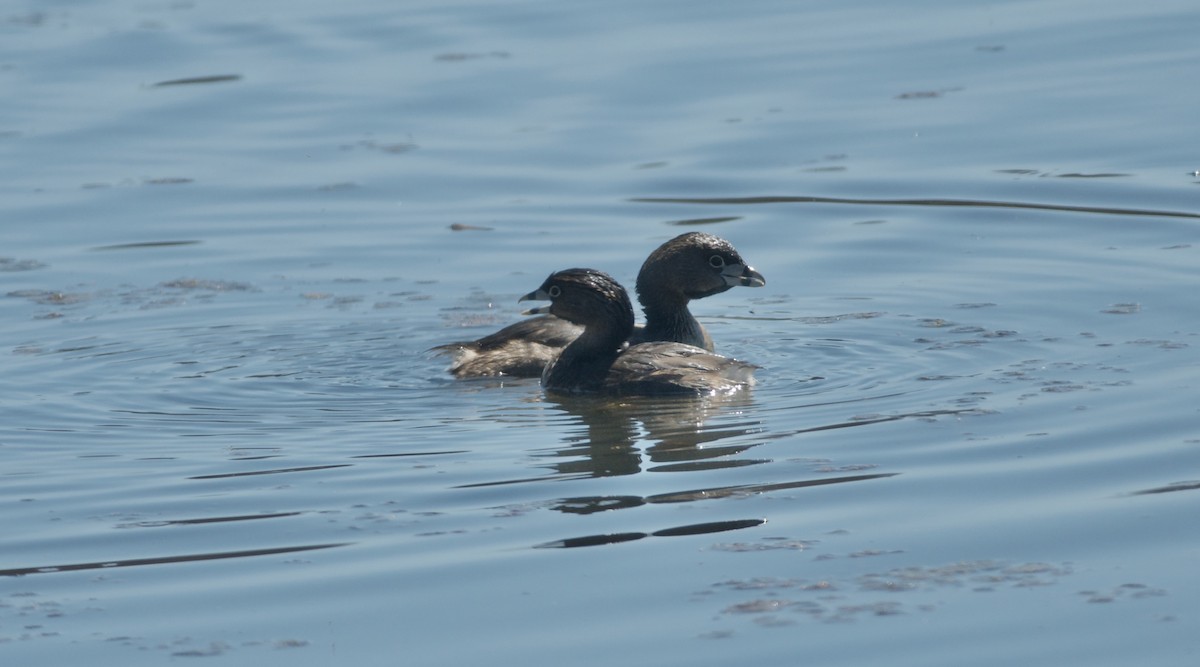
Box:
[0,543,349,578]
[534,518,766,549]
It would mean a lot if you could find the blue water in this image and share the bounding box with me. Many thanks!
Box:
[3,0,1199,664]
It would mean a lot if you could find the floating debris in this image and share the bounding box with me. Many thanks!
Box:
[6,289,89,305]
[343,139,418,154]
[1101,302,1140,315]
[317,182,359,192]
[0,257,46,271]
[160,278,254,292]
[434,51,511,62]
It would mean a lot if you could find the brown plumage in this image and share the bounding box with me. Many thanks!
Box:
[434,232,764,377]
[520,268,758,396]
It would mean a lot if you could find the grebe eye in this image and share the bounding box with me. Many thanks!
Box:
[548,285,561,298]
[709,255,725,268]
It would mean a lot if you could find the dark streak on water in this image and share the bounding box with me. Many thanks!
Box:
[535,518,767,548]
[0,543,349,578]
[91,240,203,251]
[631,195,1200,220]
[149,74,242,87]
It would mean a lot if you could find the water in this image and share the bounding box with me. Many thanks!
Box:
[3,0,1199,664]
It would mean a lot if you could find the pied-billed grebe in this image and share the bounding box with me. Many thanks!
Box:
[435,232,764,377]
[520,268,757,396]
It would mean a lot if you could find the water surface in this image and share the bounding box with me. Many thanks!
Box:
[3,0,1199,665]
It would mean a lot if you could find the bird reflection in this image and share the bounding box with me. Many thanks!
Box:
[451,388,901,524]
[541,391,762,479]
[536,392,765,514]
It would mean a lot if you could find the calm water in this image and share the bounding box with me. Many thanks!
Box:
[3,0,1199,664]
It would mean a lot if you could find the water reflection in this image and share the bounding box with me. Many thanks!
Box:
[538,391,764,480]
[459,388,921,516]
[454,391,762,489]
[553,474,898,516]
[460,390,905,547]
[534,518,768,549]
